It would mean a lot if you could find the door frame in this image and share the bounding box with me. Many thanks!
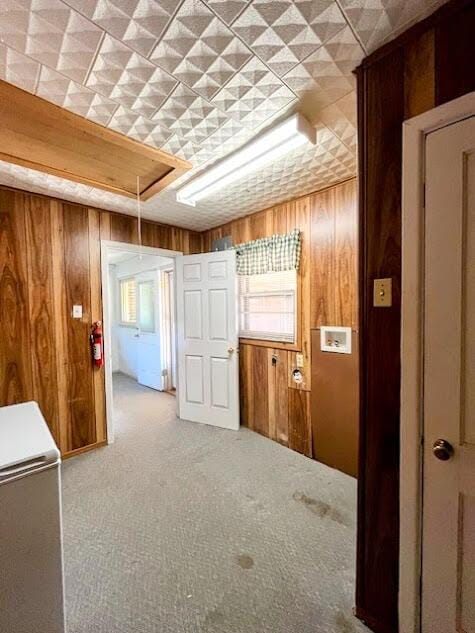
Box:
[400,91,475,633]
[100,240,182,444]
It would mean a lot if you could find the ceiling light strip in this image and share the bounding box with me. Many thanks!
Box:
[176,113,316,207]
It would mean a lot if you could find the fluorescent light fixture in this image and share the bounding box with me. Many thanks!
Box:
[176,113,316,207]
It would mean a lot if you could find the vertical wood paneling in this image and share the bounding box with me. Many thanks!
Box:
[356,2,475,628]
[24,194,59,439]
[251,345,269,437]
[50,200,70,453]
[335,180,358,328]
[202,180,358,463]
[435,1,475,105]
[267,349,289,446]
[141,220,158,247]
[288,389,312,457]
[404,29,435,119]
[357,49,404,632]
[189,232,202,254]
[0,190,32,405]
[110,213,138,244]
[62,204,97,450]
[1,186,202,457]
[310,187,336,327]
[88,208,106,444]
[239,344,253,428]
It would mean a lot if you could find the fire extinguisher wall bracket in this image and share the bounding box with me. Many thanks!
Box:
[91,321,104,368]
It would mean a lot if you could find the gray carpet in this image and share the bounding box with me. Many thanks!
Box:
[62,373,369,633]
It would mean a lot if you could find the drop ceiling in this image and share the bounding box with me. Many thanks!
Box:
[0,0,448,231]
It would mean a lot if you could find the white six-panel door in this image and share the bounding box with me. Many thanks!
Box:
[422,115,475,632]
[176,250,239,430]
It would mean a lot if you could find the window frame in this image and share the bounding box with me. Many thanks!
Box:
[119,276,137,327]
[238,269,301,351]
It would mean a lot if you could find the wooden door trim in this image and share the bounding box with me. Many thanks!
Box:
[400,90,475,633]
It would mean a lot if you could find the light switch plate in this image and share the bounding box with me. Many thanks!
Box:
[373,278,392,307]
[296,353,304,367]
[72,305,83,319]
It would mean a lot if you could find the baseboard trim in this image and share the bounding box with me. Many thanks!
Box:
[63,440,107,460]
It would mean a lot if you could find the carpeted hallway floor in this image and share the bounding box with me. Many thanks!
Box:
[62,372,369,633]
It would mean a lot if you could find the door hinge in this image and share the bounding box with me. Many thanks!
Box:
[161,369,168,377]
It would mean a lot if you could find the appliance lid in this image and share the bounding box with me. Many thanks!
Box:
[0,402,60,482]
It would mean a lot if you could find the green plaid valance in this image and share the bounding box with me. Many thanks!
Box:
[234,228,301,275]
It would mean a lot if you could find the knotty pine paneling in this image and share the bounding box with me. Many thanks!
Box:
[0,186,201,457]
[356,1,475,630]
[203,178,358,460]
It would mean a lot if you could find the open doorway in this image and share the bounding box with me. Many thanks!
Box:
[101,241,181,443]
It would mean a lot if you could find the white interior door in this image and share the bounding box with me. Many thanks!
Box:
[176,250,239,430]
[422,115,475,632]
[136,272,162,390]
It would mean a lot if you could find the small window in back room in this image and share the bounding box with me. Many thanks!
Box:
[120,278,137,325]
[239,269,297,343]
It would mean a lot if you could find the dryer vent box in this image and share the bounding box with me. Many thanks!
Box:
[320,326,352,354]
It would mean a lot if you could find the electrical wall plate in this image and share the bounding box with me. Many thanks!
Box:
[373,278,392,307]
[72,305,83,319]
[320,326,352,354]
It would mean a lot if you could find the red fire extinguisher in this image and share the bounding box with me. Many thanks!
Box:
[90,321,104,368]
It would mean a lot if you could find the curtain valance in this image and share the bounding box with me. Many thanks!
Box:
[234,228,301,275]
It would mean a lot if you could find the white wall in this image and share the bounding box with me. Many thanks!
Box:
[109,254,173,385]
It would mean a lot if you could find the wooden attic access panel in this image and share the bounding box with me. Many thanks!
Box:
[0,80,191,201]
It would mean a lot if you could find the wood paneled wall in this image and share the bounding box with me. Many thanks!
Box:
[203,178,358,459]
[355,1,475,631]
[0,186,201,457]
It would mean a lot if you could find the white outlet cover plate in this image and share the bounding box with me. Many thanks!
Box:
[73,305,83,319]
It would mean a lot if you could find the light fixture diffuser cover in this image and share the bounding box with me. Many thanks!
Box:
[176,113,316,207]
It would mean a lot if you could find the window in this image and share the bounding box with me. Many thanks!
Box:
[239,269,297,343]
[138,281,155,333]
[120,278,137,324]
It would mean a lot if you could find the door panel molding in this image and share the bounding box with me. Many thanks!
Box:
[400,91,475,633]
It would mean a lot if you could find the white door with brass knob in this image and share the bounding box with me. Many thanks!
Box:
[422,115,475,632]
[176,250,239,430]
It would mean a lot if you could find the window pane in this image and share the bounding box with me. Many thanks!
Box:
[139,281,155,333]
[120,279,136,324]
[239,269,296,343]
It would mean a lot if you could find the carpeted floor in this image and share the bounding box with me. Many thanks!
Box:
[62,372,369,633]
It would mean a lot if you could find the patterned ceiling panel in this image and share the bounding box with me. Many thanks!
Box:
[338,0,449,52]
[0,0,448,230]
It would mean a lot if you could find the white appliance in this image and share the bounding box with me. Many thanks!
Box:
[0,402,66,633]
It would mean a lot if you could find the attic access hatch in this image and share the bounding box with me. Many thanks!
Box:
[0,80,191,201]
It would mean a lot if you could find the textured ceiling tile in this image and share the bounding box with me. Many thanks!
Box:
[212,56,297,127]
[150,0,251,98]
[0,42,40,91]
[64,0,181,56]
[0,0,441,230]
[232,0,347,76]
[36,64,119,124]
[107,103,168,142]
[283,25,363,109]
[87,33,178,116]
[203,0,249,25]
[319,91,357,148]
[153,82,227,146]
[338,0,448,53]
[0,0,104,83]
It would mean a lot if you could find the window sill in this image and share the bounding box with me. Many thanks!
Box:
[239,337,301,352]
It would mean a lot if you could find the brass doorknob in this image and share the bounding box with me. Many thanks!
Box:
[432,439,454,461]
